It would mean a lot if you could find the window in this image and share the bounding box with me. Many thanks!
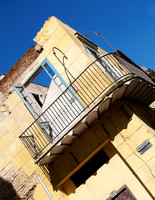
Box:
[71,149,109,187]
[13,59,68,118]
[14,59,84,139]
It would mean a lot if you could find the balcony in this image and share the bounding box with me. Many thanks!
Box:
[19,53,155,162]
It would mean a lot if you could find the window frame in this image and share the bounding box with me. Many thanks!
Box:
[13,58,69,118]
[84,44,120,81]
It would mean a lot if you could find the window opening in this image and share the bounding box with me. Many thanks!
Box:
[31,66,52,88]
[71,149,109,187]
[25,66,56,116]
[13,59,84,139]
[32,93,43,107]
[13,60,69,118]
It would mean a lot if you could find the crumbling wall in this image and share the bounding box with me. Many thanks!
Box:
[0,46,40,122]
[0,162,38,200]
[0,46,40,95]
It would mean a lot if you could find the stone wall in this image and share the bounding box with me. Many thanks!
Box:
[0,162,38,199]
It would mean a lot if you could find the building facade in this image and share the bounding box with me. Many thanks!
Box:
[0,17,155,200]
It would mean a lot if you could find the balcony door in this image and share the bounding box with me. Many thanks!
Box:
[85,45,120,81]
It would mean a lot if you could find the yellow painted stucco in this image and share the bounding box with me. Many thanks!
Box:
[0,16,154,200]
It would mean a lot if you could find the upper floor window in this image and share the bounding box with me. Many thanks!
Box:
[13,59,69,118]
[14,59,84,139]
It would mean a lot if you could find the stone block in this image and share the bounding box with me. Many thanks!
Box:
[5,92,21,111]
[0,126,22,154]
[65,43,82,68]
[147,157,155,174]
[100,116,117,137]
[22,158,38,177]
[5,115,15,129]
[117,141,133,159]
[0,163,38,200]
[67,52,91,77]
[109,109,128,129]
[0,159,6,172]
[126,125,153,154]
[56,34,74,53]
[18,111,34,131]
[0,151,12,171]
[0,121,10,139]
[127,114,143,135]
[126,153,144,171]
[145,178,155,197]
[34,17,59,46]
[0,177,21,200]
[136,164,153,183]
[0,135,13,153]
[120,128,132,139]
[11,101,29,122]
[11,149,31,170]
[44,25,67,49]
[111,134,124,148]
[12,168,28,191]
[10,125,22,138]
[33,183,46,200]
[17,172,38,199]
[0,162,16,178]
[43,194,51,200]
[6,139,24,161]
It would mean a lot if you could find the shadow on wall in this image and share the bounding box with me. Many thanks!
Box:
[39,101,132,194]
[127,102,155,130]
[0,177,21,200]
[39,101,155,195]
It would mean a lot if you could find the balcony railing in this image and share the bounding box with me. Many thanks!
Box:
[19,53,138,159]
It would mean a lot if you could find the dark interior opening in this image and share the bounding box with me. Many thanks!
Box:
[32,93,43,107]
[71,149,109,187]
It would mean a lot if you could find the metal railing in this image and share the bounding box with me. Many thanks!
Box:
[19,53,133,159]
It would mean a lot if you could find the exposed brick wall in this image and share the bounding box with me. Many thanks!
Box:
[0,46,40,95]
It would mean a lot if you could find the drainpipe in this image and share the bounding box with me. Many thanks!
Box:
[37,176,54,200]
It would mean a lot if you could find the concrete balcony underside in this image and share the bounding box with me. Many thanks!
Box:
[19,53,155,164]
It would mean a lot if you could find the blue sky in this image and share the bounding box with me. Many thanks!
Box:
[0,0,155,75]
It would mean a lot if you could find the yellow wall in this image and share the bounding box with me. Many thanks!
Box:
[0,16,154,200]
[0,16,94,200]
[45,101,154,200]
[24,17,92,85]
[66,143,152,200]
[0,87,71,199]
